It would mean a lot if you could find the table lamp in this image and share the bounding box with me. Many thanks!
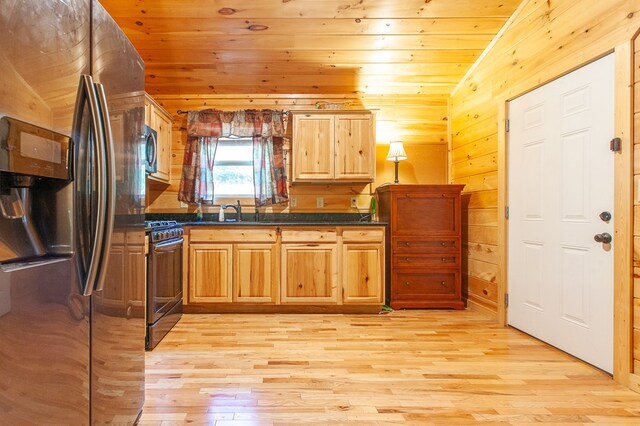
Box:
[386,141,407,184]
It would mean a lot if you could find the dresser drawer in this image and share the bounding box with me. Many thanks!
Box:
[393,271,458,297]
[393,237,459,253]
[393,254,459,268]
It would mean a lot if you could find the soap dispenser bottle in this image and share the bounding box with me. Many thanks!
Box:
[218,207,225,222]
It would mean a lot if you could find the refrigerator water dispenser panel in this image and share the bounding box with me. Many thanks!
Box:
[0,116,72,181]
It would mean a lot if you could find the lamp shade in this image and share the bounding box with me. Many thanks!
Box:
[386,141,407,161]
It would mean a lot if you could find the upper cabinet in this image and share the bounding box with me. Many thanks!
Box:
[145,93,172,184]
[291,111,375,182]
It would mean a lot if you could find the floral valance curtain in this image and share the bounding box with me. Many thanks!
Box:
[178,109,288,207]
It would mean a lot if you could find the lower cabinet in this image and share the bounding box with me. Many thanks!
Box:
[185,225,385,311]
[234,244,278,303]
[342,243,383,304]
[281,243,338,303]
[189,243,233,303]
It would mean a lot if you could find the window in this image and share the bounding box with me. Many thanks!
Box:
[212,137,253,197]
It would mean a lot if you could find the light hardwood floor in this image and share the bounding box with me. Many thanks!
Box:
[140,311,640,425]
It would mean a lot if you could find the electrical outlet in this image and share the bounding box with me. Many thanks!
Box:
[290,197,297,208]
[350,197,358,208]
[316,197,324,208]
[180,201,188,208]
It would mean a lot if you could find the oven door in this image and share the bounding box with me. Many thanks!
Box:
[147,237,183,325]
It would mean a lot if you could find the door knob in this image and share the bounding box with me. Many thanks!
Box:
[594,232,612,244]
[599,211,612,222]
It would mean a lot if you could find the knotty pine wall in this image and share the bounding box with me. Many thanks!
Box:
[451,0,640,386]
[633,29,640,388]
[146,94,448,213]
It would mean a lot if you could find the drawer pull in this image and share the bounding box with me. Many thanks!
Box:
[441,257,447,262]
[404,242,410,247]
[405,257,410,262]
[441,281,446,286]
[441,242,446,246]
[404,281,410,286]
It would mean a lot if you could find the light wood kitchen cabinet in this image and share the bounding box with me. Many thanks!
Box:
[188,228,278,304]
[280,228,339,303]
[234,244,278,303]
[292,111,375,182]
[184,225,384,312]
[189,243,233,303]
[281,243,339,304]
[145,93,172,184]
[342,228,384,304]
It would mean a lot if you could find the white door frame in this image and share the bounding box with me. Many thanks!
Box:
[497,45,633,384]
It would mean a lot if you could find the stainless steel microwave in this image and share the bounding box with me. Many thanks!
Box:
[144,125,157,174]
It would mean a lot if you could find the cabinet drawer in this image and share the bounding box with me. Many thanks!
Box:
[281,228,337,243]
[190,228,277,243]
[393,238,458,253]
[342,227,384,243]
[393,254,459,268]
[394,271,458,297]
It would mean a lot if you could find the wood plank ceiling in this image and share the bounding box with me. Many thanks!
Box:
[100,0,522,97]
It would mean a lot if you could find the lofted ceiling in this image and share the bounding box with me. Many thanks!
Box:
[100,0,522,97]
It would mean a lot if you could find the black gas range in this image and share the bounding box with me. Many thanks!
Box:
[144,220,183,350]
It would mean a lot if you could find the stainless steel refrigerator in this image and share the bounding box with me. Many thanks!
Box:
[0,0,146,424]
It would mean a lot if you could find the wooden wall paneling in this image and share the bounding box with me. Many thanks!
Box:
[451,0,640,385]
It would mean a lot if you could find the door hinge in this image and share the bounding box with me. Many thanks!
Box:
[610,137,621,152]
[505,206,509,220]
[506,119,510,132]
[505,293,509,307]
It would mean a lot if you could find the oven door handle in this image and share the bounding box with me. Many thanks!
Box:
[152,238,184,252]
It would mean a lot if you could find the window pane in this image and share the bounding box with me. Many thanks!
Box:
[212,138,254,197]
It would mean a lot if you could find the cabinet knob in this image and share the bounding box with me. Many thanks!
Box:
[441,242,446,246]
[441,257,447,262]
[404,281,410,286]
[404,242,410,247]
[440,281,446,286]
[405,257,410,262]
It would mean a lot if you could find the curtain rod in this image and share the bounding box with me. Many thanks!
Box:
[176,109,289,115]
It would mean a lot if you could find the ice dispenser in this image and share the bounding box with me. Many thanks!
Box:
[0,117,73,263]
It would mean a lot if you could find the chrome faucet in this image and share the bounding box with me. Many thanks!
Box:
[221,199,242,222]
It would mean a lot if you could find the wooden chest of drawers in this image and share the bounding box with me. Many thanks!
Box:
[376,184,465,309]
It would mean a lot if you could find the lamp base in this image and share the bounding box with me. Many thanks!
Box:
[393,160,400,184]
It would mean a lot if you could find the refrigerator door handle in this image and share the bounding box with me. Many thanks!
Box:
[93,82,116,293]
[74,74,108,297]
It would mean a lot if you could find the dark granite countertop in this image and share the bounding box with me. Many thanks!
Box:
[182,220,386,227]
[146,212,386,227]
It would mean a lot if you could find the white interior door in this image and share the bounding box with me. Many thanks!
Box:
[507,54,614,373]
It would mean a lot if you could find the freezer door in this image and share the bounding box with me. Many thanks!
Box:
[0,0,91,423]
[90,1,146,424]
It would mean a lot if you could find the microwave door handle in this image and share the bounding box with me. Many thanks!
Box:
[76,75,107,297]
[92,83,115,293]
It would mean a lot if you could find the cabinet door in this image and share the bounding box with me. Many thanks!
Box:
[234,243,278,303]
[189,243,233,303]
[342,243,383,304]
[292,114,334,181]
[335,114,374,181]
[149,108,172,183]
[281,243,338,303]
[392,191,461,237]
